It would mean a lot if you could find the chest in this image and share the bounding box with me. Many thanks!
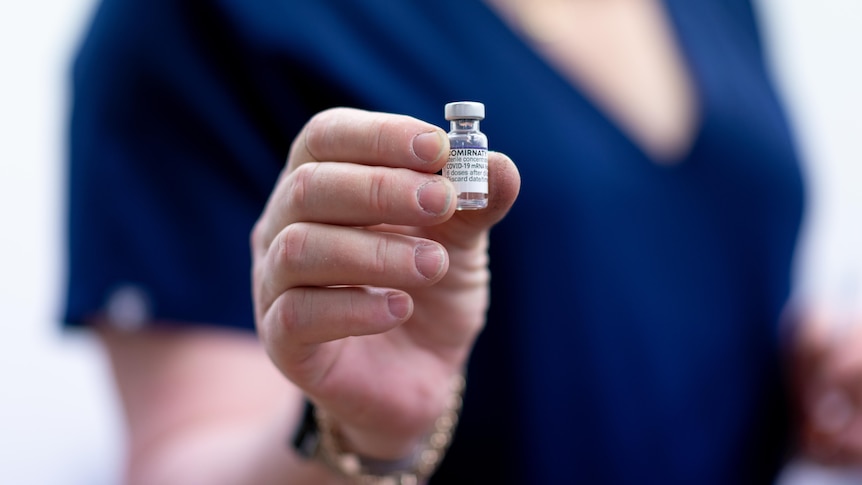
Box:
[483,0,698,163]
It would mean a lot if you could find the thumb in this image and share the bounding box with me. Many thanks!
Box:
[447,151,521,235]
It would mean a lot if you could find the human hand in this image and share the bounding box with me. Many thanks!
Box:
[250,107,520,460]
[789,307,862,465]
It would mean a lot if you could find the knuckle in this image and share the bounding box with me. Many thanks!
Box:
[249,219,266,251]
[369,237,389,276]
[276,223,312,274]
[251,260,265,292]
[273,291,303,337]
[284,163,318,213]
[369,116,402,159]
[302,110,331,159]
[303,108,348,159]
[366,170,390,213]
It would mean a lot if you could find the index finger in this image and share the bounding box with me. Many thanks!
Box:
[287,107,449,173]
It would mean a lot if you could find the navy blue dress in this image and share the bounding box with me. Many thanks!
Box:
[65,0,804,483]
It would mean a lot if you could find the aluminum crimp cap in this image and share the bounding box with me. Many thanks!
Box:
[445,101,485,120]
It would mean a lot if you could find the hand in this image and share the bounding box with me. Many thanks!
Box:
[250,107,520,460]
[789,306,862,465]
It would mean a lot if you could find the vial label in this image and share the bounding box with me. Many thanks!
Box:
[444,101,488,210]
[444,147,488,195]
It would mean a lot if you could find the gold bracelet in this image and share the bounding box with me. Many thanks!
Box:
[314,374,466,485]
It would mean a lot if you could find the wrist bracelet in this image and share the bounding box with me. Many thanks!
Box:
[293,374,465,485]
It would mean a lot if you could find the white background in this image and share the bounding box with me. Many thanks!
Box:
[0,1,860,483]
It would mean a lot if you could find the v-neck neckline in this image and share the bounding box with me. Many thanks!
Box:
[478,0,707,167]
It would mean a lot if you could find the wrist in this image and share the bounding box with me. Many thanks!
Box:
[292,374,465,483]
[336,420,425,463]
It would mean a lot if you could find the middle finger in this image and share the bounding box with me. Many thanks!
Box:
[258,162,455,247]
[258,222,449,311]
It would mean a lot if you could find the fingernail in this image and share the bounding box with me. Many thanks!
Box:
[415,243,444,280]
[412,130,446,163]
[417,180,452,215]
[387,293,412,320]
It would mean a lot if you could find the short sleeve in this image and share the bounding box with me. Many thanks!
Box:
[63,0,302,331]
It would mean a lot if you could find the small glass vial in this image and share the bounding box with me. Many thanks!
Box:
[444,101,488,210]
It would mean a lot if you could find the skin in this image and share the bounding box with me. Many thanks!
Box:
[250,107,521,459]
[788,307,862,465]
[485,0,698,163]
[98,108,520,484]
[92,2,861,483]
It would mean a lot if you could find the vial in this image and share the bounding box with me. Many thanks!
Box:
[444,101,488,210]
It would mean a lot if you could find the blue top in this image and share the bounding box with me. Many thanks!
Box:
[64,0,805,483]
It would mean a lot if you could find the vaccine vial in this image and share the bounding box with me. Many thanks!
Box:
[444,101,488,210]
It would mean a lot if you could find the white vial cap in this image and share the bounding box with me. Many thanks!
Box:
[445,101,485,120]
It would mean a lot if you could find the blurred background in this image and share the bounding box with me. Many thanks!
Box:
[0,1,859,483]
